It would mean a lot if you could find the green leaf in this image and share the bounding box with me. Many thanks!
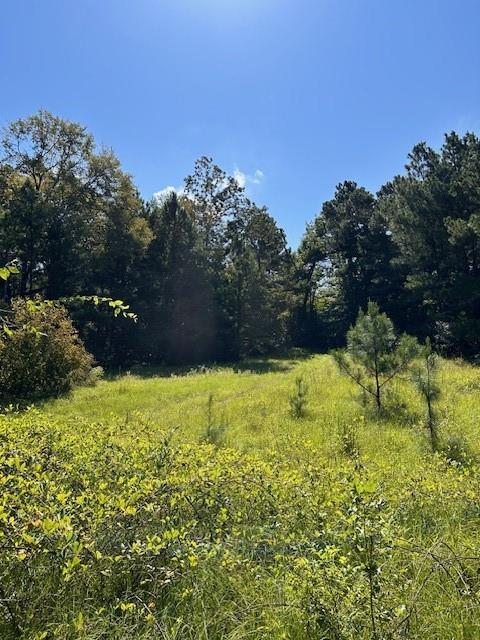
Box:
[0,265,20,280]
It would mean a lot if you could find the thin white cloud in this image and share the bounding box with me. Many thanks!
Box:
[154,168,264,203]
[252,169,264,184]
[233,167,265,189]
[153,185,184,203]
[233,168,247,188]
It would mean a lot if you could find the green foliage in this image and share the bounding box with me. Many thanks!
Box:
[333,302,419,410]
[293,181,403,351]
[86,365,105,386]
[135,192,218,364]
[1,110,123,299]
[295,132,480,361]
[410,338,441,450]
[0,299,93,400]
[1,118,296,365]
[0,264,19,281]
[3,112,480,364]
[289,374,308,418]
[439,433,472,466]
[339,416,361,460]
[2,352,480,640]
[202,393,229,446]
[226,205,292,358]
[70,295,137,321]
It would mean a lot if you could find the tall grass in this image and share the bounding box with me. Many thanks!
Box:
[0,354,476,638]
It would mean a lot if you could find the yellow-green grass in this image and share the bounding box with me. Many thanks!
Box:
[2,354,480,639]
[43,353,480,465]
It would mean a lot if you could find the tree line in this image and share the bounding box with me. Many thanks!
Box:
[1,111,479,366]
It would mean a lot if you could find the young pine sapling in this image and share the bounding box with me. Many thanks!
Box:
[289,374,308,418]
[332,302,418,411]
[202,393,228,446]
[410,338,440,451]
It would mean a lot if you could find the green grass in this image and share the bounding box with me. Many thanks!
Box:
[2,354,480,639]
[43,353,480,462]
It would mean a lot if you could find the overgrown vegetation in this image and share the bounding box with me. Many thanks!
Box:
[0,299,93,400]
[201,393,229,446]
[0,355,479,639]
[410,338,441,451]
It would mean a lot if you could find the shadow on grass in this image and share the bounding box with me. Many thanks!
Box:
[232,359,293,374]
[105,349,315,380]
[233,348,314,374]
[103,363,206,380]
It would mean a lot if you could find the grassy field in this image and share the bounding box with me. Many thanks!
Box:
[2,354,480,638]
[44,353,480,463]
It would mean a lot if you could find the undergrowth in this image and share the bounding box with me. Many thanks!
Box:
[1,355,479,638]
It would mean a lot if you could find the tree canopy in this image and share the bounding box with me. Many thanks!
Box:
[1,111,480,365]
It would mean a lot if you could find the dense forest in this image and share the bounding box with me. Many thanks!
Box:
[1,110,480,366]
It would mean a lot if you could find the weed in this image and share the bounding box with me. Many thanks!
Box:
[202,393,229,446]
[339,417,361,460]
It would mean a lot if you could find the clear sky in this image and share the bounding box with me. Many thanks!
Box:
[1,0,479,246]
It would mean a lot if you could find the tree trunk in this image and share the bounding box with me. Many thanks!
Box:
[374,358,381,410]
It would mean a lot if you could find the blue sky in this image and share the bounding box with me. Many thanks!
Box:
[1,0,479,247]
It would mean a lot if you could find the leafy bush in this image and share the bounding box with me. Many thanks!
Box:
[0,299,93,400]
[86,365,105,386]
[1,409,479,639]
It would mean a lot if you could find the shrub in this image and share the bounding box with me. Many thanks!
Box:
[440,434,471,466]
[86,365,105,386]
[0,299,94,400]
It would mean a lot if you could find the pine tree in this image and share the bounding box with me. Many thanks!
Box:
[332,302,418,410]
[410,338,441,450]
